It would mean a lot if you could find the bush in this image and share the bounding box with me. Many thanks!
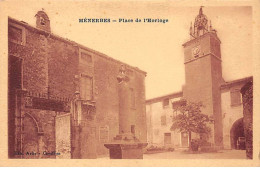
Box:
[197,140,218,152]
[167,147,175,152]
[191,139,199,151]
[146,145,174,152]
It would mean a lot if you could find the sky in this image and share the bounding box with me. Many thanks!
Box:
[2,0,253,99]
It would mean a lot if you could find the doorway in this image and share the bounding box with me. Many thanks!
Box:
[181,132,189,147]
[8,55,22,158]
[164,133,171,146]
[230,118,245,150]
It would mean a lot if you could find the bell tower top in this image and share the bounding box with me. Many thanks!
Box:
[190,6,216,39]
[35,9,51,32]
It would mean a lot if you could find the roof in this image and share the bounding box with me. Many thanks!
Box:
[8,17,147,76]
[240,80,253,95]
[221,76,253,90]
[146,91,183,104]
[146,76,253,104]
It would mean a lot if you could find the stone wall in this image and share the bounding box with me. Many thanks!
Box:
[221,89,244,149]
[92,50,147,155]
[221,78,252,149]
[146,96,183,148]
[8,17,147,158]
[241,81,253,159]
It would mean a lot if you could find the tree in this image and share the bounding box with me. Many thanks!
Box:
[170,101,211,149]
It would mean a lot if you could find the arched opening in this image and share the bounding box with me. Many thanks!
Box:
[230,118,245,150]
[22,113,40,158]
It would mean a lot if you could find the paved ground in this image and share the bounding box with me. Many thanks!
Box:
[97,149,247,159]
[143,149,247,159]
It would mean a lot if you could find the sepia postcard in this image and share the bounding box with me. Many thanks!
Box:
[0,0,259,167]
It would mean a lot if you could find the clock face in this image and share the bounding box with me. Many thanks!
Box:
[193,46,200,56]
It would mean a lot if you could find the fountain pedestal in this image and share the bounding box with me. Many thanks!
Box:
[104,133,147,159]
[104,65,147,159]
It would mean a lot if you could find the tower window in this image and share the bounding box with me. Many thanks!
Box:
[40,17,46,25]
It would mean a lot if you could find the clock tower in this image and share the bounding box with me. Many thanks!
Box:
[182,7,223,147]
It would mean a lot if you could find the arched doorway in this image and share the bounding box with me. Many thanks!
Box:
[23,113,39,158]
[230,118,245,150]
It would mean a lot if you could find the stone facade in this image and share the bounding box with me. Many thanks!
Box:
[241,81,253,159]
[8,11,146,159]
[220,77,252,149]
[146,77,252,150]
[146,92,184,148]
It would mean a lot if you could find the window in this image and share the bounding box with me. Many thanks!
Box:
[80,75,93,100]
[130,88,135,108]
[79,49,93,66]
[131,125,135,134]
[230,89,241,106]
[161,115,166,126]
[164,133,171,144]
[81,52,92,63]
[162,98,169,108]
[40,17,46,26]
[8,23,26,46]
[9,55,23,90]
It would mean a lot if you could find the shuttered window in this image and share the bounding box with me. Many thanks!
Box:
[161,115,166,126]
[80,75,93,100]
[230,90,241,106]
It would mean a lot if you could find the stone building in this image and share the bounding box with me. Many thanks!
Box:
[146,7,253,150]
[8,10,147,159]
[241,80,253,158]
